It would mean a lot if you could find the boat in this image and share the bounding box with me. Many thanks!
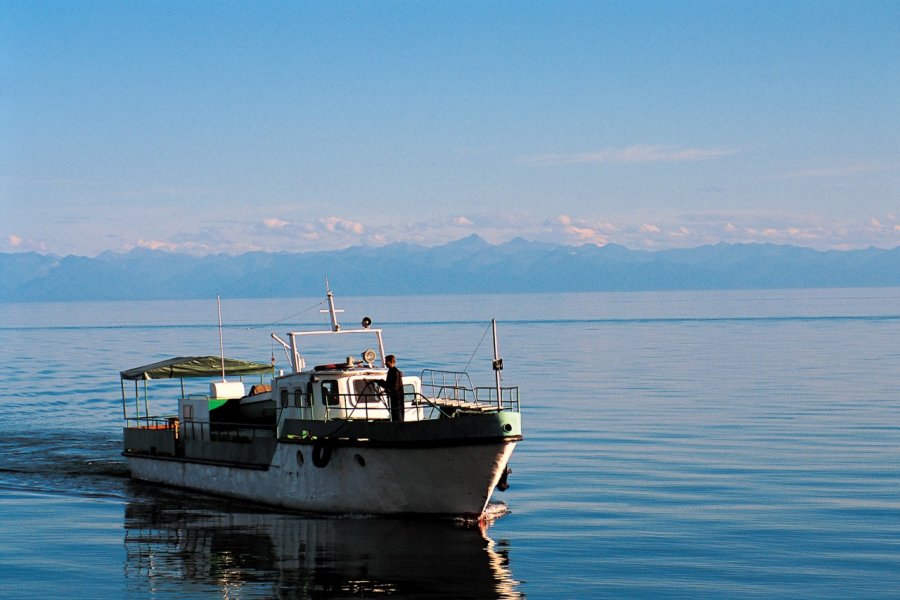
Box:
[120,288,523,519]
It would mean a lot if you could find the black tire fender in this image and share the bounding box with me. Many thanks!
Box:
[312,439,332,468]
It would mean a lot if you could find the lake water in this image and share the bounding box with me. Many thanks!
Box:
[1,288,899,598]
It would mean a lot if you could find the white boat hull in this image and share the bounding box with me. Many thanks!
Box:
[127,439,517,516]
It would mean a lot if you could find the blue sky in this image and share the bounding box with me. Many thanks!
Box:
[2,1,898,256]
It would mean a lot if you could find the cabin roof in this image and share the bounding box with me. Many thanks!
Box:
[120,355,273,381]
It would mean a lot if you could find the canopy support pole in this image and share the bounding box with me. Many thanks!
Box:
[143,379,150,425]
[121,379,127,421]
[132,380,139,422]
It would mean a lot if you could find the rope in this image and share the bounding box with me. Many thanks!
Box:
[463,321,493,372]
[247,299,327,330]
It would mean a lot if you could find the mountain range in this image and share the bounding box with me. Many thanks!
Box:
[2,236,898,302]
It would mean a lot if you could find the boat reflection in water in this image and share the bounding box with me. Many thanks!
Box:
[123,483,521,598]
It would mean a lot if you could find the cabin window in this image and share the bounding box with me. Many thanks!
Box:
[321,380,339,406]
[280,389,289,408]
[352,378,385,404]
[293,388,305,408]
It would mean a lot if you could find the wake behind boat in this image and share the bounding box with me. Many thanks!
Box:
[121,289,523,519]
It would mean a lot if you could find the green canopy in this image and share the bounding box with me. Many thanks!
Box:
[120,356,273,381]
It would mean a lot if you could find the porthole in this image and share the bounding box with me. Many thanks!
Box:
[296,450,304,467]
[503,423,513,432]
[354,453,366,467]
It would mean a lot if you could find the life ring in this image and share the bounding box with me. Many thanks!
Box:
[312,439,333,468]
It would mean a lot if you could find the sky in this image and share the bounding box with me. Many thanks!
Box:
[2,0,898,256]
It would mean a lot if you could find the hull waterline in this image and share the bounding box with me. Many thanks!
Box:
[127,439,517,516]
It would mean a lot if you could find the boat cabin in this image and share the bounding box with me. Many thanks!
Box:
[269,362,425,423]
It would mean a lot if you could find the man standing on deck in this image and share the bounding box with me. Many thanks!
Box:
[379,354,405,422]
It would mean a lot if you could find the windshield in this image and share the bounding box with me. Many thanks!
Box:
[352,378,386,404]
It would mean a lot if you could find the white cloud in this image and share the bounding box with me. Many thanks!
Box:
[320,216,364,235]
[17,207,900,258]
[263,218,290,230]
[4,234,47,253]
[134,239,186,252]
[541,214,608,245]
[133,239,222,254]
[780,161,892,179]
[522,144,740,166]
[569,226,600,241]
[537,211,900,250]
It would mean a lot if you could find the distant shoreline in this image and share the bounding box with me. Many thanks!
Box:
[2,238,899,302]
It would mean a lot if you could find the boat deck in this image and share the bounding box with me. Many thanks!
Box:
[428,398,501,413]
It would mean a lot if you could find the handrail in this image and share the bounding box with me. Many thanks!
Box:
[317,389,512,422]
[124,382,520,432]
[323,391,391,422]
[182,419,276,443]
[420,369,520,412]
[420,369,475,394]
[124,416,177,429]
[475,386,520,412]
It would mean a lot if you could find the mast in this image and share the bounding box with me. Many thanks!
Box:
[492,319,503,409]
[272,285,383,373]
[322,279,344,332]
[217,294,226,380]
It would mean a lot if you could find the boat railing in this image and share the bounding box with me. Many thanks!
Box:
[420,369,520,413]
[420,369,476,400]
[181,419,276,443]
[124,416,178,431]
[325,392,460,421]
[474,386,520,412]
[405,392,491,419]
[322,391,406,422]
[322,384,463,422]
[318,389,505,422]
[124,416,275,442]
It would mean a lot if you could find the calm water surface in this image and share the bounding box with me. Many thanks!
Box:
[1,289,899,598]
